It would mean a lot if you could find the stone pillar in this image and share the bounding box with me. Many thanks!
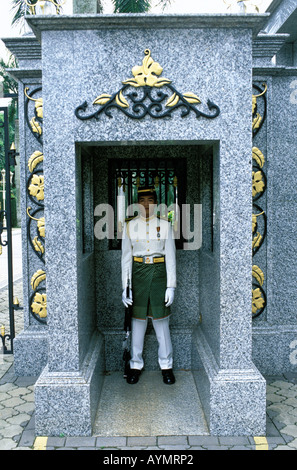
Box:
[2,36,48,375]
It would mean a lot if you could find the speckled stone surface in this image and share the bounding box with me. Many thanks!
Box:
[192,327,266,436]
[35,332,105,436]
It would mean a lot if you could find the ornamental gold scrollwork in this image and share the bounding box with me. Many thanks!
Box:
[252,84,267,135]
[30,269,47,322]
[27,153,45,262]
[75,49,220,122]
[252,83,267,319]
[25,85,46,323]
[24,87,43,143]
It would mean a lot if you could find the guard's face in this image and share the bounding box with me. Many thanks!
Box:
[138,195,156,217]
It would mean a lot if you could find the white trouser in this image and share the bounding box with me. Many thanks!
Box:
[130,317,173,370]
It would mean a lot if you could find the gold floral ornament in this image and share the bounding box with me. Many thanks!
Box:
[252,211,264,250]
[252,288,265,315]
[25,87,43,119]
[24,87,43,141]
[252,170,265,197]
[30,117,42,136]
[28,151,44,172]
[252,264,266,317]
[252,265,264,286]
[31,292,47,319]
[32,236,44,254]
[252,84,267,131]
[29,174,44,201]
[252,147,265,168]
[122,49,171,88]
[31,269,46,290]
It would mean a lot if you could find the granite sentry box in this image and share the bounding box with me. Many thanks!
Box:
[19,14,267,436]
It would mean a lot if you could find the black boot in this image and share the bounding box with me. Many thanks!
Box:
[162,369,175,385]
[127,368,141,384]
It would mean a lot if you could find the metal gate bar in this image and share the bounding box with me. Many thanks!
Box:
[0,105,20,354]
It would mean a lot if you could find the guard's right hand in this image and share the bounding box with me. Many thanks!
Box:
[122,288,133,308]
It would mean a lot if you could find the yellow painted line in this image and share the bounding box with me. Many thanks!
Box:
[33,436,48,450]
[254,436,269,450]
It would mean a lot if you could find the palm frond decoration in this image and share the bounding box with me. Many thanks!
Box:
[112,0,173,12]
[112,0,151,13]
[10,0,32,27]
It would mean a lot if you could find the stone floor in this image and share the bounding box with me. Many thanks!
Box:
[94,370,209,437]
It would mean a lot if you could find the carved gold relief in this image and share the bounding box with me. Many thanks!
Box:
[24,87,43,143]
[252,147,265,168]
[31,292,47,319]
[28,174,44,201]
[25,87,43,119]
[76,49,220,121]
[28,151,44,172]
[252,288,265,315]
[32,236,44,254]
[252,84,267,131]
[122,49,171,88]
[25,85,46,324]
[30,270,47,320]
[31,269,46,290]
[252,170,265,197]
[29,117,42,136]
[252,265,264,286]
[252,83,267,319]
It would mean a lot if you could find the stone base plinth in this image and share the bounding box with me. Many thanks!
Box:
[192,327,266,436]
[35,332,105,436]
[13,329,48,376]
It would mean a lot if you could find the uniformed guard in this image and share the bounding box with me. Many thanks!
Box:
[121,186,176,385]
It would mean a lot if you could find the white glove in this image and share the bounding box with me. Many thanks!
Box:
[165,287,175,307]
[122,288,133,308]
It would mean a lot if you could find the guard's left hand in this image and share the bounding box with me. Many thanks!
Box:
[165,287,175,307]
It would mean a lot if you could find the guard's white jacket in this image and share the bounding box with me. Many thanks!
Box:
[121,214,176,290]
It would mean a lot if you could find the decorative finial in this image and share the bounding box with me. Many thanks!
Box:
[24,0,65,15]
[223,0,262,13]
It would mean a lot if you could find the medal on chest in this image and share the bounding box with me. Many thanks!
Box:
[156,226,160,239]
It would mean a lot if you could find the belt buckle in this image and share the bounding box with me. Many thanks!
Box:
[145,257,151,264]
